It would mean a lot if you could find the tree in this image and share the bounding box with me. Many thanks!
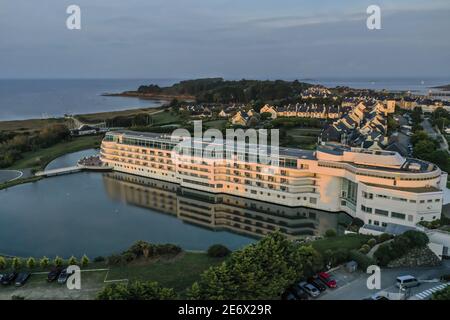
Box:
[207,244,231,258]
[54,256,64,267]
[190,232,322,300]
[27,257,36,269]
[68,256,78,266]
[0,256,7,269]
[97,281,177,300]
[40,256,50,269]
[324,229,337,238]
[11,257,22,270]
[81,255,90,267]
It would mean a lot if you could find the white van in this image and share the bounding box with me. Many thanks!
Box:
[396,275,419,289]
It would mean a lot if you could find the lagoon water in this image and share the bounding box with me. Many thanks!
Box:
[0,150,353,258]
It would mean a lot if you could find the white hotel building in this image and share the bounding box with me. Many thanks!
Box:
[100,130,447,234]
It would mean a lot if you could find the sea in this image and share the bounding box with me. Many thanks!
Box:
[0,78,449,121]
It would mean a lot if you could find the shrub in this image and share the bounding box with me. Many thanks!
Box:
[326,248,350,267]
[367,238,377,247]
[378,233,392,243]
[40,257,50,269]
[81,255,90,267]
[207,244,231,258]
[106,254,124,265]
[360,244,371,254]
[27,257,36,269]
[54,256,64,267]
[11,257,22,270]
[349,250,375,271]
[154,244,182,256]
[402,230,429,247]
[373,243,395,266]
[324,229,337,238]
[0,257,7,269]
[68,256,78,266]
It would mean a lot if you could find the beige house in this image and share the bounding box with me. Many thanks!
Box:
[260,104,278,119]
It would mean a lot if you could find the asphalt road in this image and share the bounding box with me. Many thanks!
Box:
[318,260,450,300]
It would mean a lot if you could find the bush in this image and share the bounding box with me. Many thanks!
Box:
[326,248,349,267]
[378,233,392,243]
[40,257,50,269]
[324,229,337,238]
[11,257,22,270]
[0,257,7,269]
[402,230,429,247]
[97,281,177,300]
[367,238,377,247]
[27,257,36,269]
[349,250,375,271]
[207,244,231,258]
[106,254,124,266]
[54,256,64,267]
[359,244,371,254]
[68,256,78,266]
[81,255,90,267]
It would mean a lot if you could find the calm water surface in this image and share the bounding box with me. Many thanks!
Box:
[0,150,353,258]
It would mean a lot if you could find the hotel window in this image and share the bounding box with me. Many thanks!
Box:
[375,209,389,216]
[435,199,440,202]
[409,200,416,203]
[362,191,373,199]
[309,197,317,205]
[391,212,406,220]
[408,215,413,222]
[427,199,433,203]
[361,205,372,213]
[374,220,380,226]
[420,200,425,203]
[377,194,389,199]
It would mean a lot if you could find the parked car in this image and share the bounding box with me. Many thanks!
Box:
[299,281,320,297]
[47,267,63,282]
[396,275,419,289]
[363,294,389,300]
[318,272,337,288]
[57,269,71,284]
[1,272,18,285]
[15,272,31,287]
[292,284,309,300]
[308,276,327,292]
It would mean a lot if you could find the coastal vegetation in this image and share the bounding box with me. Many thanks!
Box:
[111,78,314,104]
[373,230,429,266]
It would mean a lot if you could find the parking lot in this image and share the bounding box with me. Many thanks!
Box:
[0,269,110,300]
[318,261,450,300]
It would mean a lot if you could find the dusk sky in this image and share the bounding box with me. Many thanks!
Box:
[1,0,449,79]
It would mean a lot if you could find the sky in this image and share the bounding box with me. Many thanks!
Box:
[0,0,449,79]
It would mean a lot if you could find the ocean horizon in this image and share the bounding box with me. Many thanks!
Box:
[1,77,449,121]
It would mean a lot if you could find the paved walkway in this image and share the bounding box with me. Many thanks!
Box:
[0,170,23,183]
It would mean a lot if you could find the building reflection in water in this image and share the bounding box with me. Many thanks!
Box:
[103,172,353,241]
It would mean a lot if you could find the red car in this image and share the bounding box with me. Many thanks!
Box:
[318,272,337,288]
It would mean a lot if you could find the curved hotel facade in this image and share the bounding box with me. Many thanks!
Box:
[100,130,447,234]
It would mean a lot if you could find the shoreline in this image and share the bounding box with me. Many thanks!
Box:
[103,91,195,101]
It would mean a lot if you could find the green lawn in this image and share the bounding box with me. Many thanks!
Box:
[203,119,227,130]
[310,234,371,255]
[150,111,181,126]
[106,252,225,296]
[9,135,103,170]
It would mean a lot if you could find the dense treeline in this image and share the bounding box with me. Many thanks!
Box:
[135,78,313,104]
[0,124,70,168]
